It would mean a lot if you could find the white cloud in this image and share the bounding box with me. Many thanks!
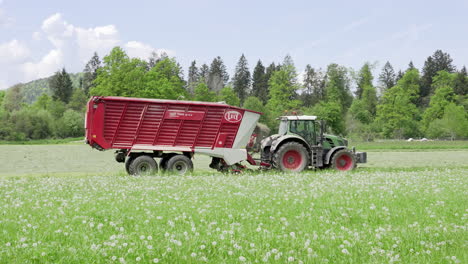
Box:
[21,49,63,80]
[0,12,175,89]
[32,31,42,41]
[0,39,30,62]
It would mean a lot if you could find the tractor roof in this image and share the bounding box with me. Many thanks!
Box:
[280,115,318,121]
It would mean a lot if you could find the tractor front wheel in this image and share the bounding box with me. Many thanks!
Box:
[273,142,309,172]
[331,150,356,171]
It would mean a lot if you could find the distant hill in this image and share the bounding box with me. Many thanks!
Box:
[16,72,84,104]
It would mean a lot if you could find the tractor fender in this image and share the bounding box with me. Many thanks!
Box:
[270,135,311,153]
[324,146,347,164]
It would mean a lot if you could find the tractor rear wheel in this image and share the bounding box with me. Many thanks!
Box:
[331,150,356,171]
[128,155,158,175]
[273,142,309,172]
[166,154,193,175]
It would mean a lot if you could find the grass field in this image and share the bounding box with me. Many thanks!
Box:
[0,142,467,263]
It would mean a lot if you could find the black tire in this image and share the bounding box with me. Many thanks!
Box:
[330,150,356,171]
[128,155,158,175]
[159,153,177,171]
[165,154,193,175]
[125,156,135,174]
[272,142,309,172]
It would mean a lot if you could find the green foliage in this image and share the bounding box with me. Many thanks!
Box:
[49,68,74,103]
[442,103,468,139]
[142,58,186,99]
[0,90,5,106]
[420,50,455,106]
[33,94,52,110]
[92,48,146,97]
[427,103,468,140]
[10,108,54,140]
[310,101,345,135]
[375,83,420,139]
[68,88,88,112]
[324,64,353,112]
[265,67,301,129]
[218,86,240,106]
[2,84,24,112]
[193,82,216,102]
[56,109,85,138]
[349,99,372,124]
[92,47,186,100]
[48,99,67,119]
[243,96,267,123]
[421,71,456,130]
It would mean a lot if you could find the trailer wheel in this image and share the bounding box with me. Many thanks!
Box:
[273,142,309,172]
[159,153,177,171]
[125,156,135,174]
[331,150,355,171]
[128,155,158,175]
[166,155,193,175]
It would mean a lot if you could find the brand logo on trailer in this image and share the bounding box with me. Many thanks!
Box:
[224,110,242,123]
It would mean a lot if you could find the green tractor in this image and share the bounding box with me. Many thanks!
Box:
[260,115,366,172]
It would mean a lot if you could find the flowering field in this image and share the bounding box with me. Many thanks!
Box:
[1,167,467,263]
[0,143,467,263]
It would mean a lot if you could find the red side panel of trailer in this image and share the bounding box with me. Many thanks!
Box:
[85,96,258,151]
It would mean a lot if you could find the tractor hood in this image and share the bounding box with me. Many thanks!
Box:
[323,134,348,148]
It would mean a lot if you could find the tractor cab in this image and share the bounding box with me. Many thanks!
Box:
[278,115,321,145]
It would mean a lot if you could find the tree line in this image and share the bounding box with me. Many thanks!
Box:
[0,48,467,141]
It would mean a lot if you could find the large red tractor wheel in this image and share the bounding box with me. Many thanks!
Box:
[331,150,356,171]
[273,142,309,172]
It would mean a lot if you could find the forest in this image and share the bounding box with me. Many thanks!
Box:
[0,48,467,141]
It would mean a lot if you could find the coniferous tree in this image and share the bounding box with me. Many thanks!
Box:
[420,50,456,106]
[82,52,101,95]
[232,54,251,104]
[208,56,229,92]
[407,61,416,71]
[302,65,325,107]
[199,64,209,83]
[355,63,373,99]
[251,60,268,103]
[49,68,73,104]
[453,66,468,96]
[148,51,168,70]
[187,60,199,94]
[378,61,396,95]
[265,62,278,89]
[396,70,404,83]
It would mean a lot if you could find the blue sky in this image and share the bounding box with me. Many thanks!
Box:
[1,0,467,89]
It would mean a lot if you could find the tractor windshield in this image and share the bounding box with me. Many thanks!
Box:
[278,120,288,135]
